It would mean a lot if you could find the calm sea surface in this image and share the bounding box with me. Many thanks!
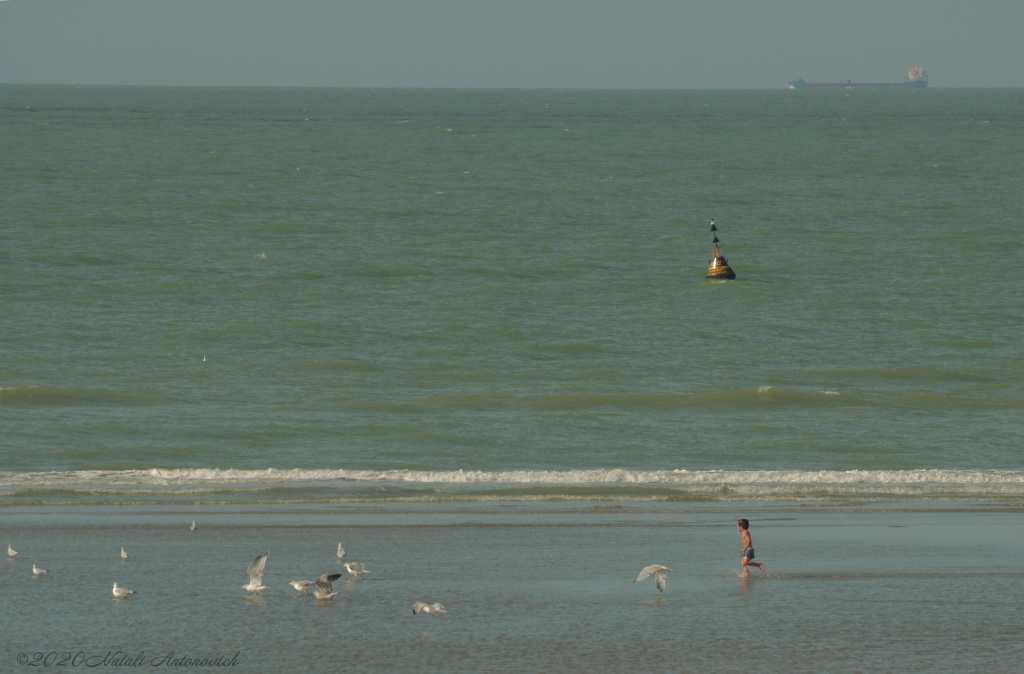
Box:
[2,86,1022,504]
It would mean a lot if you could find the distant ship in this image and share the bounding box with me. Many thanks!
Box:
[788,68,927,89]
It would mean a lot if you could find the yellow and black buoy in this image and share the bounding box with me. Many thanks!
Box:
[705,219,736,279]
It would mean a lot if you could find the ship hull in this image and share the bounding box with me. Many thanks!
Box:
[789,79,927,89]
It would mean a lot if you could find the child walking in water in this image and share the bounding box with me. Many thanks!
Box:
[737,519,764,576]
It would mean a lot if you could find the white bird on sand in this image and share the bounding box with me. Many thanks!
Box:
[190,520,196,532]
[121,547,129,561]
[289,580,315,594]
[8,545,17,557]
[242,552,269,592]
[412,602,447,615]
[312,573,343,600]
[336,544,345,560]
[33,564,48,576]
[342,562,367,578]
[634,565,671,592]
[112,583,136,598]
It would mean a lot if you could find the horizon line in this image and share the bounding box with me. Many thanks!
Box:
[1,82,1014,91]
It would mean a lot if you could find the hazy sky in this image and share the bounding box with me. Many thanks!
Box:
[1,0,1021,88]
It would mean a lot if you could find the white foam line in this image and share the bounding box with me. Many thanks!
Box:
[2,468,1024,488]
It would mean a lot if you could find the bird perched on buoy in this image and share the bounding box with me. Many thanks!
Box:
[705,219,736,279]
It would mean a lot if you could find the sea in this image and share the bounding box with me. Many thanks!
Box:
[2,85,1023,673]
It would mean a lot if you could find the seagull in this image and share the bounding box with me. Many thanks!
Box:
[121,547,129,561]
[312,573,343,600]
[242,552,269,593]
[336,544,345,560]
[412,602,447,615]
[634,564,671,592]
[342,562,367,578]
[191,520,196,532]
[289,580,315,594]
[32,564,48,576]
[112,583,136,598]
[7,545,16,557]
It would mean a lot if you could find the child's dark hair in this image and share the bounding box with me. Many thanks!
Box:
[737,519,749,529]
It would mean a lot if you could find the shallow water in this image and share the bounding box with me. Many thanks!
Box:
[3,504,1023,673]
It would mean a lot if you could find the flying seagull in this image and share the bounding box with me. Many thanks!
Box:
[312,573,343,600]
[342,562,367,578]
[289,580,315,594]
[7,545,16,557]
[33,564,48,576]
[242,552,270,593]
[112,583,136,598]
[121,547,129,561]
[412,602,447,615]
[336,544,345,560]
[634,564,671,592]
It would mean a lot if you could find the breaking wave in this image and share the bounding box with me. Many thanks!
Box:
[3,468,1024,501]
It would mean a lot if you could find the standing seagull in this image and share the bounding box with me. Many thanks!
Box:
[289,580,315,594]
[32,564,48,576]
[112,583,136,598]
[634,565,671,593]
[412,602,447,615]
[242,552,270,593]
[7,545,16,558]
[312,573,343,600]
[336,544,345,560]
[121,547,129,561]
[190,520,197,532]
[342,562,367,578]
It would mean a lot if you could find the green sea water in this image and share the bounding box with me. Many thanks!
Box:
[1,86,1023,504]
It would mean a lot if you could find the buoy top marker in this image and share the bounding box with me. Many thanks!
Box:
[706,219,736,279]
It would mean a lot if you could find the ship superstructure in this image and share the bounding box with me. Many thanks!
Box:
[788,68,927,89]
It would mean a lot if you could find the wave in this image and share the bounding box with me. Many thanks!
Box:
[3,468,1024,498]
[329,388,864,414]
[0,385,158,406]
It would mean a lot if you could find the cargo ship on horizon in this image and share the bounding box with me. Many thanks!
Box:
[788,68,927,89]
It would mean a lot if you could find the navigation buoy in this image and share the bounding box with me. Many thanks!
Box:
[705,219,736,279]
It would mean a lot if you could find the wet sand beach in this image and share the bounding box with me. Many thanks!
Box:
[4,502,1023,673]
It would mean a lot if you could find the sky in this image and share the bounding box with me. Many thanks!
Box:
[0,0,1021,88]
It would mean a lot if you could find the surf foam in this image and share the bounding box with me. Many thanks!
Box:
[3,468,1024,490]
